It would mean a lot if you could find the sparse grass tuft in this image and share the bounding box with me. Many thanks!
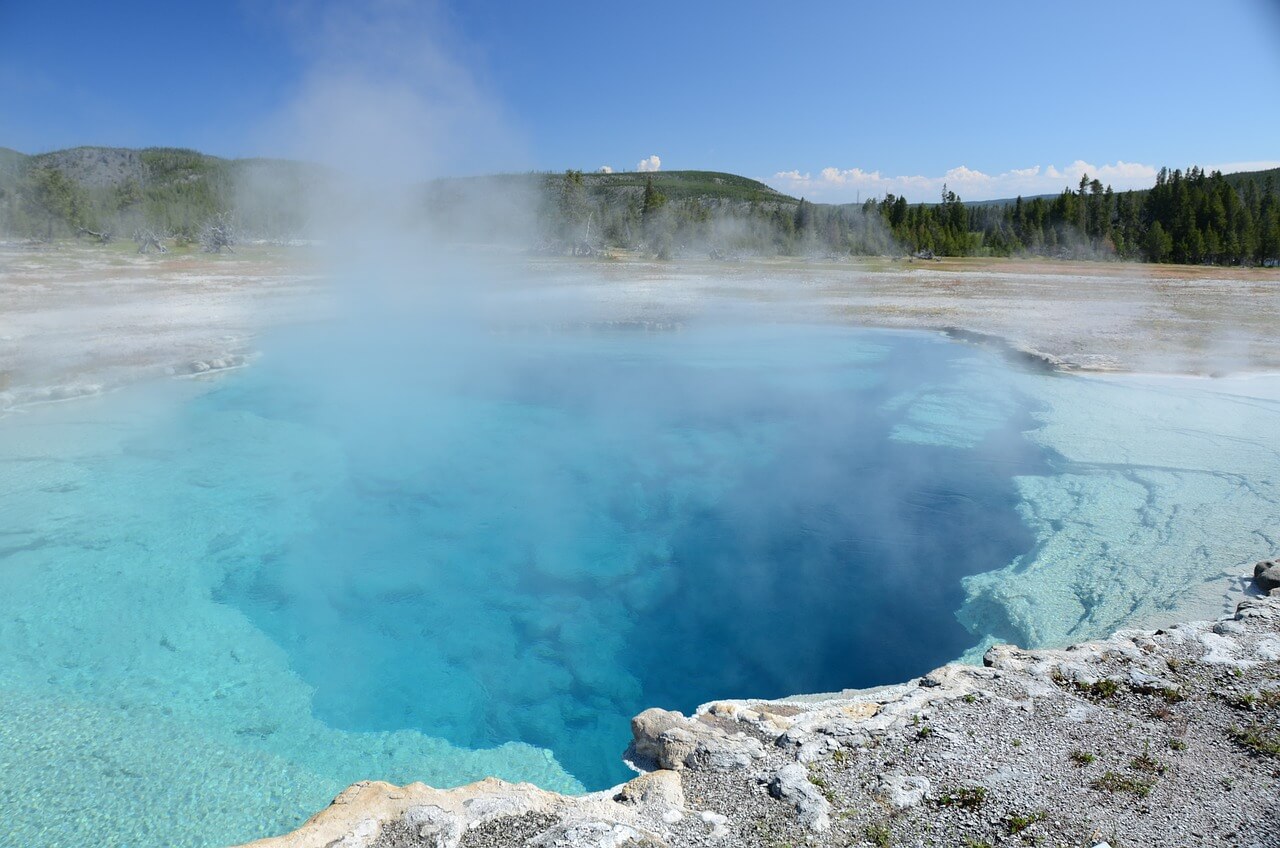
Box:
[1129,752,1166,775]
[1073,678,1121,701]
[1224,688,1280,711]
[865,822,891,848]
[1091,771,1155,798]
[1168,738,1187,751]
[1229,723,1280,757]
[936,786,987,809]
[1006,810,1047,835]
[806,769,837,804]
[1069,749,1096,766]
[1222,692,1258,709]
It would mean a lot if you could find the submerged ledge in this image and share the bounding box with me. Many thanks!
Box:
[937,326,1078,375]
[239,574,1280,848]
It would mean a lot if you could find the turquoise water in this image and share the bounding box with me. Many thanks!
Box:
[208,324,1047,791]
[5,317,1276,846]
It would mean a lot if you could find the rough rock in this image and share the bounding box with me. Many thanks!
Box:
[1254,559,1280,592]
[611,770,683,812]
[874,773,931,809]
[766,763,832,832]
[626,708,764,771]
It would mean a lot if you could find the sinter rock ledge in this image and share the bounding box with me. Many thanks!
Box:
[240,572,1280,848]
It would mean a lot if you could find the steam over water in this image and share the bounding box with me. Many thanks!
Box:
[3,316,1279,847]
[211,322,1045,789]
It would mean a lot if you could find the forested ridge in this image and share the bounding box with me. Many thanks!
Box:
[0,146,320,242]
[2,145,1277,265]
[525,165,1280,265]
[899,167,1280,265]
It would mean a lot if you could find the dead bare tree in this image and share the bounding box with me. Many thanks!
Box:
[200,213,235,254]
[133,229,168,254]
[76,226,112,244]
[568,210,597,256]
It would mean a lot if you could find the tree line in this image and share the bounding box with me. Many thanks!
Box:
[938,167,1280,264]
[545,167,1280,265]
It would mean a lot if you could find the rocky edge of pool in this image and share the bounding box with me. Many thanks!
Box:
[238,567,1280,848]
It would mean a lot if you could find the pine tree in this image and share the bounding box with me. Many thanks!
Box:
[640,175,667,246]
[558,170,588,239]
[793,198,815,245]
[1145,221,1172,262]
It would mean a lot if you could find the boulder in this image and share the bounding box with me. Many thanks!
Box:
[1253,560,1280,592]
[874,773,931,809]
[766,763,831,832]
[627,709,763,772]
[612,770,684,810]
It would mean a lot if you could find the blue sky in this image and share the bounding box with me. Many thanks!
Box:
[2,0,1278,201]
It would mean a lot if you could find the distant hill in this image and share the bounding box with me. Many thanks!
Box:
[423,169,801,248]
[0,146,325,239]
[1220,165,1280,192]
[963,193,1060,209]
[434,169,792,205]
[574,170,794,204]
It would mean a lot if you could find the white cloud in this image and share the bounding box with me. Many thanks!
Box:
[598,165,613,173]
[819,166,881,184]
[636,154,661,173]
[941,165,991,185]
[769,159,1177,203]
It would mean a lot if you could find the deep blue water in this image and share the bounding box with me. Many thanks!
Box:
[199,321,1048,789]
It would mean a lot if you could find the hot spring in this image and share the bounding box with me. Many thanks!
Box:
[2,315,1278,847]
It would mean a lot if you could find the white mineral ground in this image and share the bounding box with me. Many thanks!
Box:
[5,243,1279,397]
[3,243,1279,847]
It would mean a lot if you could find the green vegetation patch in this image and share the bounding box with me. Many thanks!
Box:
[865,822,891,848]
[1129,752,1167,775]
[936,786,987,809]
[1091,771,1156,798]
[1229,723,1280,757]
[1006,810,1047,835]
[1074,678,1121,701]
